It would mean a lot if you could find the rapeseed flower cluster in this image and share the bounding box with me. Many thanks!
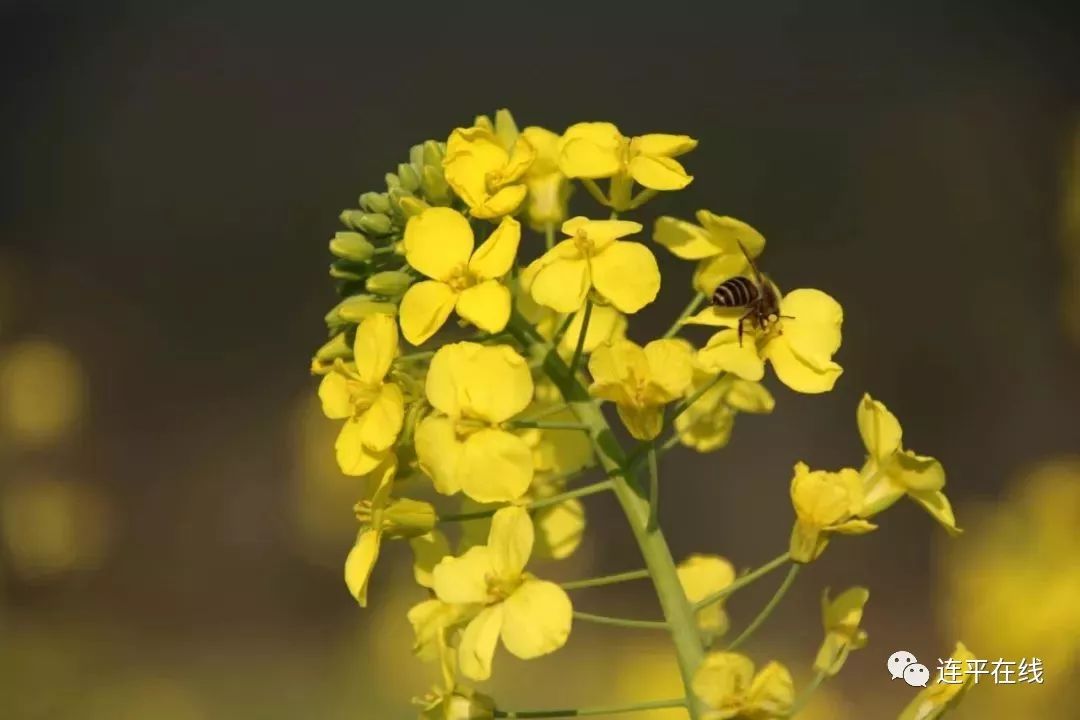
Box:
[308,109,965,719]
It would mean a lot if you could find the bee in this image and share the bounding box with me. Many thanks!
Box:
[711,241,787,346]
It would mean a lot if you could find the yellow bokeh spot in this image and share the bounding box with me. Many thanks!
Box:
[86,678,206,720]
[1,474,111,579]
[0,339,86,445]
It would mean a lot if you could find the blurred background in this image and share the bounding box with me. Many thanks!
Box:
[2,2,1078,718]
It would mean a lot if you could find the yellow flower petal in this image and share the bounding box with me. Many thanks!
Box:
[425,343,469,417]
[857,393,903,461]
[411,530,452,588]
[456,280,511,335]
[404,207,475,281]
[693,253,756,295]
[408,598,470,662]
[725,379,775,413]
[616,403,664,441]
[415,416,464,495]
[556,303,627,356]
[500,579,573,659]
[344,528,381,605]
[698,329,766,381]
[643,339,694,401]
[894,450,946,492]
[399,280,459,346]
[628,154,693,191]
[589,241,661,313]
[909,488,961,536]
[455,344,533,423]
[522,126,560,174]
[744,661,794,717]
[588,340,649,405]
[468,216,521,279]
[762,334,842,394]
[488,506,534,582]
[473,184,528,219]
[684,304,746,328]
[530,257,590,313]
[564,217,643,246]
[318,372,352,419]
[777,289,843,370]
[654,216,721,260]
[558,122,623,178]
[678,554,736,635]
[632,133,698,158]
[501,136,536,183]
[335,418,384,476]
[692,651,755,713]
[458,604,505,682]
[433,545,494,605]
[696,212,767,260]
[352,313,397,384]
[459,429,533,503]
[358,382,404,451]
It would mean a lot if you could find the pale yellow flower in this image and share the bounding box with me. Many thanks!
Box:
[676,370,775,452]
[678,554,736,636]
[654,211,767,295]
[444,121,534,218]
[692,652,795,720]
[522,126,572,230]
[399,207,521,345]
[813,587,869,676]
[789,462,876,563]
[898,642,977,720]
[588,338,693,440]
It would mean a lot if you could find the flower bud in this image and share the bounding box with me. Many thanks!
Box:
[381,498,437,538]
[398,196,429,218]
[421,166,451,205]
[357,212,393,236]
[421,140,445,167]
[329,263,364,281]
[310,332,351,374]
[325,295,396,327]
[329,231,374,262]
[397,163,421,193]
[359,191,392,214]
[446,689,495,720]
[366,270,412,296]
[385,172,401,190]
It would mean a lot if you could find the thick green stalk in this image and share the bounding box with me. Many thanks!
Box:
[508,312,706,719]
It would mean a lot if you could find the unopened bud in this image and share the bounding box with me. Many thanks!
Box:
[329,231,374,262]
[421,166,451,205]
[447,690,495,720]
[398,195,429,218]
[396,163,421,193]
[366,270,412,296]
[421,140,445,167]
[325,295,396,327]
[341,211,393,236]
[310,332,351,374]
[385,172,401,190]
[382,498,437,538]
[329,263,364,281]
[359,191,392,214]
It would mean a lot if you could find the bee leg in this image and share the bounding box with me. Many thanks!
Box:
[737,311,752,347]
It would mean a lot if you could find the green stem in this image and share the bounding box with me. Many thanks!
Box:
[581,179,610,208]
[509,419,592,432]
[437,479,612,524]
[647,445,660,531]
[725,564,801,651]
[494,697,686,718]
[789,669,828,717]
[572,611,668,631]
[694,552,790,611]
[568,298,592,380]
[517,403,571,424]
[550,311,576,350]
[544,222,556,251]
[560,569,651,591]
[507,311,706,719]
[663,291,707,339]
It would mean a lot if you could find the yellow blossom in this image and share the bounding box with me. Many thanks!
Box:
[343,456,435,605]
[588,338,693,441]
[856,394,959,534]
[676,370,775,452]
[399,207,521,345]
[678,554,736,636]
[692,652,795,720]
[407,595,474,663]
[516,281,627,358]
[654,212,767,295]
[558,122,697,210]
[692,287,844,394]
[813,587,869,676]
[898,642,977,720]
[521,126,572,230]
[789,462,876,563]
[523,217,660,314]
[432,506,573,681]
[443,121,535,218]
[318,314,405,475]
[415,343,535,502]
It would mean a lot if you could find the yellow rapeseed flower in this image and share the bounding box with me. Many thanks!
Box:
[318,313,405,476]
[414,631,496,720]
[898,642,977,720]
[558,122,697,210]
[444,122,535,218]
[789,462,876,563]
[654,212,767,295]
[399,207,521,345]
[856,394,959,534]
[432,506,573,681]
[676,369,775,452]
[813,587,869,676]
[415,342,535,502]
[587,338,693,441]
[691,652,794,720]
[521,126,572,230]
[677,554,736,636]
[523,217,661,314]
[692,287,844,394]
[516,281,627,358]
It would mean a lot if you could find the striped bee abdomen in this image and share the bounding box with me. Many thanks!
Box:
[712,276,759,307]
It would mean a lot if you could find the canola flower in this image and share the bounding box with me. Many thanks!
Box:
[307,108,966,719]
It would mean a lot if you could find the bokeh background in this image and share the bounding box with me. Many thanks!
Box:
[2,2,1078,718]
